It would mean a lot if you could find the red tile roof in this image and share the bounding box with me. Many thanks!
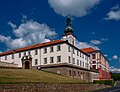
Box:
[80,47,98,53]
[0,40,65,56]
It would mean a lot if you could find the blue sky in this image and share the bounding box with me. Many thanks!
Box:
[0,0,120,71]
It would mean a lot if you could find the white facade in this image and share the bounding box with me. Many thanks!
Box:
[0,41,90,70]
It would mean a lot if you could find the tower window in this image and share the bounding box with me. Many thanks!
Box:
[72,41,74,45]
[68,45,71,52]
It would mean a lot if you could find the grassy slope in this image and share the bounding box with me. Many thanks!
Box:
[0,69,83,84]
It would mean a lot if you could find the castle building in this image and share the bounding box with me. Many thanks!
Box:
[81,48,111,80]
[0,18,110,82]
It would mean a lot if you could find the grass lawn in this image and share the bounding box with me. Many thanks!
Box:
[0,69,83,84]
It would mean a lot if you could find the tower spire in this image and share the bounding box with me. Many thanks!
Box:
[64,17,73,34]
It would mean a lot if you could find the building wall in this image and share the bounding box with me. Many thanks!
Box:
[0,43,90,70]
[90,52,110,80]
[42,66,91,82]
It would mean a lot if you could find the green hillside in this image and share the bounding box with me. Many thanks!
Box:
[0,69,83,84]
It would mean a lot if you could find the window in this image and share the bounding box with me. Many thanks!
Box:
[78,71,80,76]
[57,45,61,51]
[44,48,47,54]
[68,56,71,63]
[77,60,79,65]
[12,54,14,59]
[80,52,81,57]
[72,41,74,45]
[80,61,81,66]
[73,48,75,54]
[68,45,71,52]
[73,58,75,64]
[77,51,79,56]
[92,54,96,59]
[50,46,54,52]
[74,71,76,76]
[44,58,47,64]
[28,51,31,55]
[83,62,84,67]
[5,56,7,60]
[35,49,38,55]
[93,65,96,69]
[57,56,61,62]
[82,54,84,58]
[50,57,54,63]
[93,61,96,64]
[24,52,26,56]
[19,53,21,58]
[69,70,72,76]
[35,59,38,65]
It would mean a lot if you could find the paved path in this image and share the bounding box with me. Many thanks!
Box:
[93,81,120,92]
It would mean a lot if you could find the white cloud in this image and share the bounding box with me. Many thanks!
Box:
[0,19,57,50]
[110,66,120,73]
[0,51,1,53]
[8,21,17,29]
[76,40,99,50]
[112,55,118,60]
[48,0,100,17]
[91,32,96,35]
[101,38,108,41]
[109,58,112,61]
[105,4,120,21]
[104,54,108,57]
[90,40,102,45]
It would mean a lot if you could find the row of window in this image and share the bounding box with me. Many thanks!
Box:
[44,56,61,64]
[68,45,89,60]
[4,45,61,60]
[44,45,61,53]
[68,56,89,68]
[69,70,90,78]
[32,56,61,65]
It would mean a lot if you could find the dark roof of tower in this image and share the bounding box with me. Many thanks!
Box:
[64,17,74,34]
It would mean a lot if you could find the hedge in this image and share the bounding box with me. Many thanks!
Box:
[93,80,114,86]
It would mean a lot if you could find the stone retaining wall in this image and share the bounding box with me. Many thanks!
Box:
[0,83,110,92]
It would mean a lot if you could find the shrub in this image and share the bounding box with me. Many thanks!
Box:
[93,80,114,86]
